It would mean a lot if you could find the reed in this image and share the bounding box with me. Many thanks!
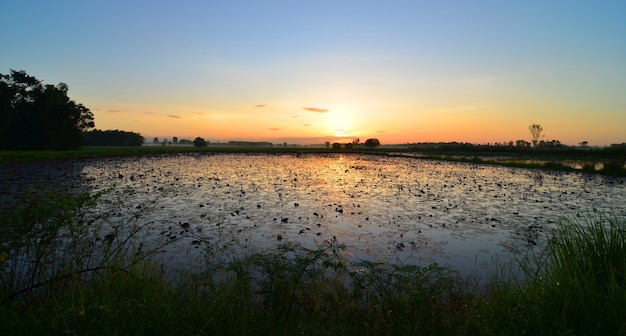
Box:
[535,213,626,334]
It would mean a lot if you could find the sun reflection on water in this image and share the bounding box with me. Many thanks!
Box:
[26,153,622,278]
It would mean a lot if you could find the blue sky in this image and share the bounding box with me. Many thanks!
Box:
[2,1,625,145]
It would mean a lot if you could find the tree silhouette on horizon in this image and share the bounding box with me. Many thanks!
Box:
[0,70,94,150]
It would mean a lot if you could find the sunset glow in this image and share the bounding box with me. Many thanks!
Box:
[2,1,625,146]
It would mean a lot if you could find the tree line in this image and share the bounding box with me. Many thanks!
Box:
[1,70,150,149]
[0,70,95,150]
[84,129,144,147]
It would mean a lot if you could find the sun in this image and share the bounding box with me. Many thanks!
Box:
[328,110,352,139]
[334,130,348,138]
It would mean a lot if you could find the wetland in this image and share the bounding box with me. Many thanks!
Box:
[3,152,625,278]
[2,150,626,334]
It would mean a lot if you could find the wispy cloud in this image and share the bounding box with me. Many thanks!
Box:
[291,115,300,118]
[107,109,130,113]
[167,115,181,119]
[303,107,329,113]
[254,104,267,108]
[302,124,311,127]
[268,127,280,131]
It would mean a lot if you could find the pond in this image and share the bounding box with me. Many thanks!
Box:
[2,153,625,279]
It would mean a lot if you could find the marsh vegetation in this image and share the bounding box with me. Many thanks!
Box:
[1,152,625,334]
[1,189,624,334]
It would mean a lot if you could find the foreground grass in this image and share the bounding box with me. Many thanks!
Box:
[1,191,625,335]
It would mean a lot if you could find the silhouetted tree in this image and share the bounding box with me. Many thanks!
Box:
[538,139,563,148]
[153,137,159,144]
[172,136,178,144]
[193,137,207,148]
[529,123,543,148]
[364,138,381,148]
[84,129,144,146]
[0,70,94,150]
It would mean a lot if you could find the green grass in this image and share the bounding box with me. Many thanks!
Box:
[534,213,626,334]
[1,191,626,334]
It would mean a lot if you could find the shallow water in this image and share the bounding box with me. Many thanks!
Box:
[2,153,625,278]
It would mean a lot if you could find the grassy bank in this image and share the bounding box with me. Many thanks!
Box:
[1,190,625,335]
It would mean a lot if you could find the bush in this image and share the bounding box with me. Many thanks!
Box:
[193,137,207,148]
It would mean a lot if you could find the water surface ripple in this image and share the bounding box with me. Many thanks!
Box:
[3,153,625,275]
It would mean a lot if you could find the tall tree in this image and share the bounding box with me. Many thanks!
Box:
[0,70,94,150]
[528,123,543,148]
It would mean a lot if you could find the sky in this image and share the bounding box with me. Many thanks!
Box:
[2,1,625,146]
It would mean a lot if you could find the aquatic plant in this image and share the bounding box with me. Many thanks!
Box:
[1,171,626,334]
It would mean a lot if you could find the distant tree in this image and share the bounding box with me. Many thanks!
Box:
[193,137,207,148]
[332,143,341,149]
[529,123,543,148]
[352,138,360,145]
[172,136,178,144]
[364,138,381,148]
[515,139,530,147]
[153,137,159,144]
[324,141,330,148]
[345,143,354,149]
[579,141,589,148]
[0,69,94,150]
[538,139,563,148]
[84,129,144,146]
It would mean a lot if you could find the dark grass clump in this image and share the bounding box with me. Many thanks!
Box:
[535,213,626,334]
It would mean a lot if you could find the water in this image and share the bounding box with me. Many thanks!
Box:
[2,153,625,278]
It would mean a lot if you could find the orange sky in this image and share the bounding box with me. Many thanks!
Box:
[4,1,625,146]
[88,84,625,146]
